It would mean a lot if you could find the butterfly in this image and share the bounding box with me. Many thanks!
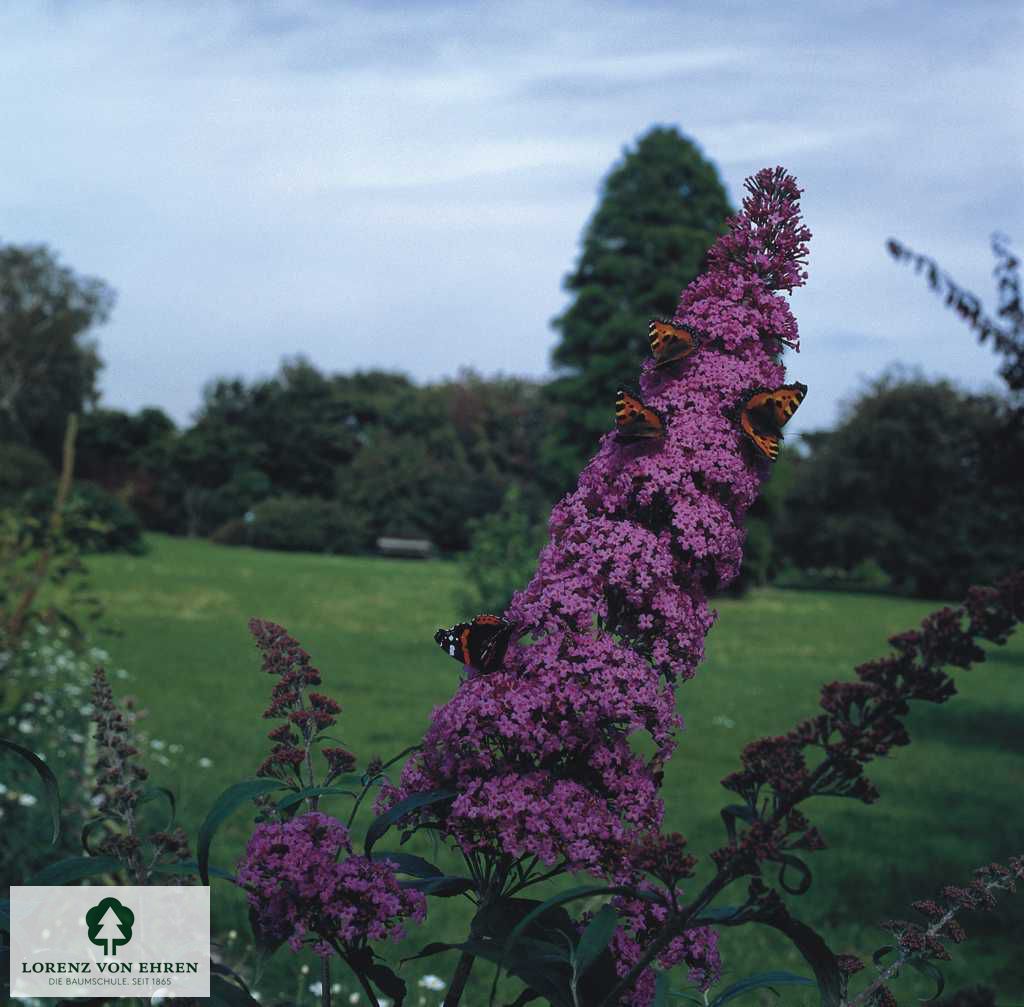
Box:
[434,614,512,673]
[734,383,807,461]
[615,389,665,441]
[648,318,703,369]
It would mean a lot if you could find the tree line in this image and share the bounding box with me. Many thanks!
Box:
[2,126,1021,601]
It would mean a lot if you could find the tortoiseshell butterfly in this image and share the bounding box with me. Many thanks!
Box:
[434,614,512,673]
[648,318,703,369]
[734,383,807,461]
[615,389,664,441]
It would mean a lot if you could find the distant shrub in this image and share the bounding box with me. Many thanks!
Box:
[0,442,55,502]
[20,480,146,555]
[212,496,370,555]
[457,486,548,614]
[775,557,893,593]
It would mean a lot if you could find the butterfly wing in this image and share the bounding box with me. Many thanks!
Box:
[648,319,701,368]
[739,401,781,461]
[434,622,473,664]
[767,382,808,428]
[435,614,511,672]
[615,389,665,440]
[737,383,807,461]
[470,614,512,672]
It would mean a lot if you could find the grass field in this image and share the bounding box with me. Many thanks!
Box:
[84,534,1024,1004]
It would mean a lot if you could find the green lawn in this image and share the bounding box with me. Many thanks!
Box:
[85,534,1024,1004]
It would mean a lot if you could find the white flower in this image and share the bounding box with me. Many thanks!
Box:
[227,929,238,941]
[18,793,38,807]
[331,984,342,994]
[418,975,446,991]
[349,994,361,1004]
[150,739,166,751]
[17,720,33,734]
[711,714,736,729]
[309,982,323,996]
[0,783,7,795]
[301,964,310,975]
[198,757,213,768]
[115,668,129,679]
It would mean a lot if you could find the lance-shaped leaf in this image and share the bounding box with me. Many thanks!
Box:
[709,971,816,1007]
[27,856,123,886]
[363,789,456,855]
[0,738,62,845]
[197,779,289,885]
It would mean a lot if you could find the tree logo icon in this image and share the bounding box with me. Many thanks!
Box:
[85,897,135,955]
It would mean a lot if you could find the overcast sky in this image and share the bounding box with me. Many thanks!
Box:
[2,1,1021,434]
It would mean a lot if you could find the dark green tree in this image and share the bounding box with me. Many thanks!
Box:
[546,126,732,479]
[777,370,1024,598]
[0,242,111,459]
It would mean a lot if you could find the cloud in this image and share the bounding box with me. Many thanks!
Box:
[0,0,1020,428]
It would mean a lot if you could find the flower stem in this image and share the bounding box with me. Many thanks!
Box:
[443,950,476,1007]
[321,957,331,1007]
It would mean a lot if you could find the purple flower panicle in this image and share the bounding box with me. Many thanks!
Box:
[237,812,426,957]
[387,168,812,901]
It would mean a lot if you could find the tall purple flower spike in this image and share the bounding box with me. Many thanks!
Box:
[384,167,811,885]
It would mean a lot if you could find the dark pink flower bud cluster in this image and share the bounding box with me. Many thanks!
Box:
[249,618,349,781]
[387,168,813,888]
[715,571,1024,877]
[236,812,426,958]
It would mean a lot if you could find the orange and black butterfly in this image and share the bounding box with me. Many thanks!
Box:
[648,318,703,369]
[434,614,512,673]
[615,389,664,441]
[734,383,807,461]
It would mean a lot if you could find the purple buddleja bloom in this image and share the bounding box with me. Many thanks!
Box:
[386,168,810,908]
[236,812,426,957]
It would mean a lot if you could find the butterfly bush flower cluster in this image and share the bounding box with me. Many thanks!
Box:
[237,811,426,958]
[238,620,425,965]
[387,167,811,914]
[250,617,356,783]
[711,571,1024,879]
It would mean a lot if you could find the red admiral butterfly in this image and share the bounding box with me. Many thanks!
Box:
[434,614,512,673]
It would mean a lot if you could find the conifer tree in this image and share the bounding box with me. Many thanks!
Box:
[546,127,731,479]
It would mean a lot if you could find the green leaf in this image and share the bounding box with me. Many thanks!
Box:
[709,971,816,1007]
[493,886,628,1004]
[363,788,456,854]
[653,971,670,1007]
[692,906,744,924]
[400,941,460,965]
[371,851,443,878]
[401,876,475,897]
[907,959,945,1002]
[776,854,812,896]
[872,945,895,966]
[209,972,263,1006]
[575,905,618,977]
[760,915,842,1007]
[81,815,114,855]
[26,856,122,885]
[0,737,62,845]
[139,785,177,829]
[720,803,757,844]
[504,886,622,957]
[150,860,234,881]
[275,785,358,812]
[197,779,289,885]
